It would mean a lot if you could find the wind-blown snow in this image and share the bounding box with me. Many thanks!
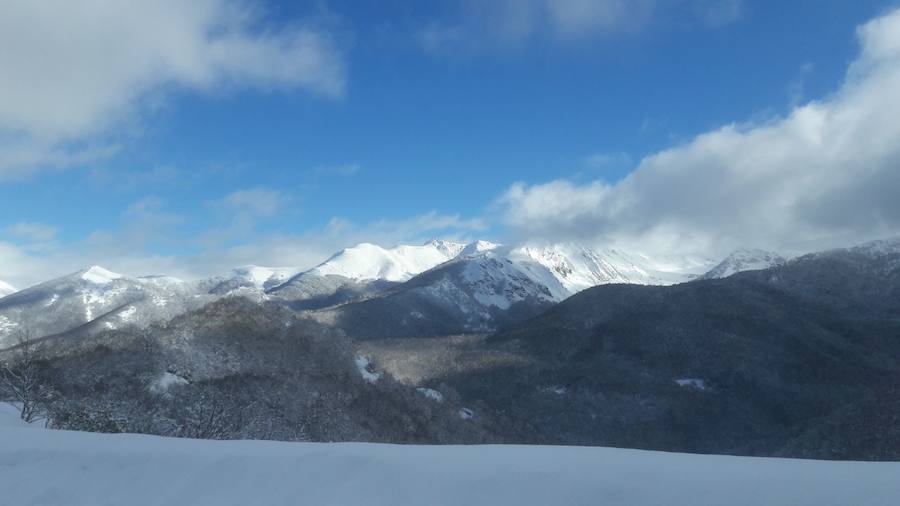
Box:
[2,411,900,505]
[0,279,16,298]
[311,240,466,282]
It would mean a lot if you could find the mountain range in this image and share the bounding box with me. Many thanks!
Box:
[1,237,898,459]
[0,239,781,347]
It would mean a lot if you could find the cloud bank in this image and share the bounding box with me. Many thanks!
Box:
[0,199,485,289]
[499,7,900,258]
[0,0,345,178]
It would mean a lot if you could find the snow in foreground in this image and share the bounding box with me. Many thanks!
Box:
[1,406,898,506]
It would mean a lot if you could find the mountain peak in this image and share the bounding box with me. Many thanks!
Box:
[311,240,467,282]
[78,265,123,284]
[424,238,467,258]
[702,249,786,279]
[460,240,500,257]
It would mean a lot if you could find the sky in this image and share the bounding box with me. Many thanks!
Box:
[1,0,900,287]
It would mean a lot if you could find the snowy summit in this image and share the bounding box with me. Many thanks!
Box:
[78,266,123,285]
[309,240,466,282]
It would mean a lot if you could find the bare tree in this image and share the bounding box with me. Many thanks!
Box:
[176,389,243,440]
[0,330,47,423]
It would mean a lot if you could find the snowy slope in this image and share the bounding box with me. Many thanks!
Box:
[849,237,900,257]
[0,266,212,347]
[202,265,304,296]
[513,244,713,294]
[227,265,302,289]
[0,279,15,298]
[0,425,898,506]
[313,243,722,336]
[459,240,500,257]
[448,243,713,307]
[702,249,787,279]
[309,249,562,337]
[310,239,466,282]
[419,243,712,310]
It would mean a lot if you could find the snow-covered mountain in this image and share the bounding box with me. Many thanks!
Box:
[512,244,713,295]
[0,279,16,298]
[266,271,396,310]
[848,237,900,257]
[701,249,787,279]
[311,243,716,337]
[0,240,813,344]
[0,266,212,347]
[203,265,303,296]
[308,248,559,337]
[309,239,466,282]
[458,240,501,257]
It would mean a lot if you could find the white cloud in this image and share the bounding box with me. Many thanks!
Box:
[0,0,345,178]
[5,222,58,243]
[787,62,815,107]
[198,188,292,247]
[312,163,361,176]
[693,0,743,28]
[220,188,287,218]
[583,152,633,171]
[0,242,48,288]
[498,7,900,258]
[0,207,486,288]
[419,0,648,52]
[545,0,654,38]
[184,211,486,276]
[419,0,739,54]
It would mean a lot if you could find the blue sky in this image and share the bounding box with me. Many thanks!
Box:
[2,0,900,286]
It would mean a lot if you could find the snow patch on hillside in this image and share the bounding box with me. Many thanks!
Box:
[675,378,708,390]
[355,355,381,384]
[416,388,444,402]
[149,372,189,395]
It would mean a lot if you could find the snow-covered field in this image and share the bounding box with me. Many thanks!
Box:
[1,405,898,506]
